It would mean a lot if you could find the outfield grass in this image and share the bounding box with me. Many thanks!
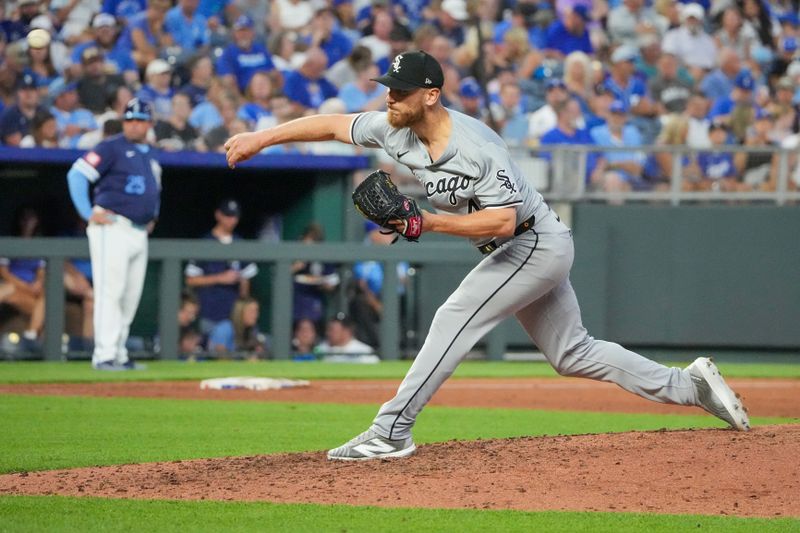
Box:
[1,359,800,384]
[2,496,798,533]
[0,394,792,473]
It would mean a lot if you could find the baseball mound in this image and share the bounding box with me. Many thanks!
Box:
[1,425,798,517]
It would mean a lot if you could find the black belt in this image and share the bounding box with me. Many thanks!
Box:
[477,214,536,255]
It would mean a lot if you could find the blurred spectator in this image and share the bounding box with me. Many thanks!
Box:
[649,53,692,115]
[19,107,57,147]
[709,69,756,141]
[76,46,124,114]
[189,78,225,134]
[425,35,461,107]
[607,0,665,48]
[100,0,146,22]
[270,0,314,33]
[208,296,268,358]
[164,0,210,57]
[699,48,741,104]
[230,71,272,130]
[713,6,757,60]
[454,76,486,121]
[77,85,132,148]
[203,92,247,153]
[529,78,570,145]
[283,47,338,113]
[590,100,647,193]
[0,206,46,349]
[48,78,96,149]
[605,45,659,142]
[563,50,594,112]
[316,314,376,359]
[643,113,700,189]
[177,290,202,357]
[0,72,46,147]
[768,76,797,143]
[1,0,41,43]
[770,35,799,81]
[69,13,139,87]
[291,317,318,358]
[179,54,213,108]
[306,6,352,67]
[292,222,340,330]
[431,0,467,47]
[123,0,173,69]
[217,14,279,94]
[327,44,372,89]
[490,81,529,147]
[695,121,744,192]
[540,97,607,187]
[184,198,259,335]
[154,92,202,151]
[739,0,773,50]
[348,222,409,350]
[338,60,384,113]
[268,29,305,75]
[137,58,175,122]
[358,9,394,63]
[734,108,779,191]
[662,3,717,79]
[685,91,712,149]
[584,82,615,130]
[49,0,97,45]
[635,33,662,81]
[544,5,593,58]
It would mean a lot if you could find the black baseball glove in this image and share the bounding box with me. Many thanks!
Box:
[352,170,423,241]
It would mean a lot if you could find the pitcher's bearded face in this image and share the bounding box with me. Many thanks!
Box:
[386,88,425,128]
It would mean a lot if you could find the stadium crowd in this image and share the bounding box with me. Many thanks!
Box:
[1,0,800,193]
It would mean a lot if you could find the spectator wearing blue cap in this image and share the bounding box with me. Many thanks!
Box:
[48,78,97,149]
[543,5,593,58]
[590,100,648,193]
[699,48,742,104]
[770,36,799,79]
[0,73,47,147]
[529,77,569,143]
[283,48,339,113]
[662,3,717,79]
[455,77,486,121]
[708,69,756,129]
[305,7,353,68]
[164,0,210,55]
[216,14,280,94]
[69,13,138,88]
[604,45,658,142]
[695,121,742,192]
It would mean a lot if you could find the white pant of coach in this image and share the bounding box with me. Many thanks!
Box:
[87,215,148,367]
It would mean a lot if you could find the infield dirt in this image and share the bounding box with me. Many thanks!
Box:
[1,378,798,517]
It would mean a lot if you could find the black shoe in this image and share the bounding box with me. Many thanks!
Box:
[92,360,146,371]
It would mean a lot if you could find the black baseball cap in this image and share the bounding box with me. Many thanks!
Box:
[372,51,444,90]
[218,198,241,217]
[123,98,152,121]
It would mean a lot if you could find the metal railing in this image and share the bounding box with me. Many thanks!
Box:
[0,238,484,361]
[512,144,800,205]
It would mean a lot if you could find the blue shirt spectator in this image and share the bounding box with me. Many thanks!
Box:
[544,7,593,56]
[698,151,736,180]
[49,79,97,149]
[216,15,277,93]
[164,2,210,52]
[71,40,137,79]
[339,78,384,113]
[101,0,146,20]
[283,67,338,110]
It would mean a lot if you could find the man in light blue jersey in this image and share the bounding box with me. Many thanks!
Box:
[225,51,750,461]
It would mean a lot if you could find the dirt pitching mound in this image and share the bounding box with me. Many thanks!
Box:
[2,425,798,517]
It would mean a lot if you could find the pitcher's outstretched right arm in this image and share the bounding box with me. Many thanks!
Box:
[224,114,358,168]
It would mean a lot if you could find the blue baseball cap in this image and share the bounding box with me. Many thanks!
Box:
[16,72,38,90]
[734,70,755,91]
[233,14,254,30]
[545,78,567,91]
[783,36,798,53]
[218,198,241,217]
[572,5,590,21]
[123,98,152,121]
[459,77,481,98]
[779,12,800,26]
[609,100,628,114]
[48,78,77,99]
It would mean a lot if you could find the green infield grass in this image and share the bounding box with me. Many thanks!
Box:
[0,394,793,473]
[1,359,800,384]
[1,496,798,533]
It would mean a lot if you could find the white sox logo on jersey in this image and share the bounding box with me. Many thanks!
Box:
[496,169,516,193]
[425,175,472,205]
[392,55,402,73]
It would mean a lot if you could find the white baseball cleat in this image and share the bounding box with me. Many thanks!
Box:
[327,429,416,461]
[686,357,750,431]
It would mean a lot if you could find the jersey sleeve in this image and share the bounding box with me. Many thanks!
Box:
[71,139,115,183]
[349,112,389,149]
[473,143,524,209]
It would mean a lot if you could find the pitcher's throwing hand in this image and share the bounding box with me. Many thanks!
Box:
[224,131,262,168]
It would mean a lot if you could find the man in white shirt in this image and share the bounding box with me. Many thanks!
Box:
[662,3,718,80]
[528,78,570,144]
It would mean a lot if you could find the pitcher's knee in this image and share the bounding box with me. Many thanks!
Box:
[550,338,593,376]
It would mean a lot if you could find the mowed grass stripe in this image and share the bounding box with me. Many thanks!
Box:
[0,394,791,473]
[1,360,799,384]
[1,496,798,533]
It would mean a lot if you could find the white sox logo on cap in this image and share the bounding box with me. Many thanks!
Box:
[392,55,403,73]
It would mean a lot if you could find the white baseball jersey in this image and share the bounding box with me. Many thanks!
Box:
[350,109,546,247]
